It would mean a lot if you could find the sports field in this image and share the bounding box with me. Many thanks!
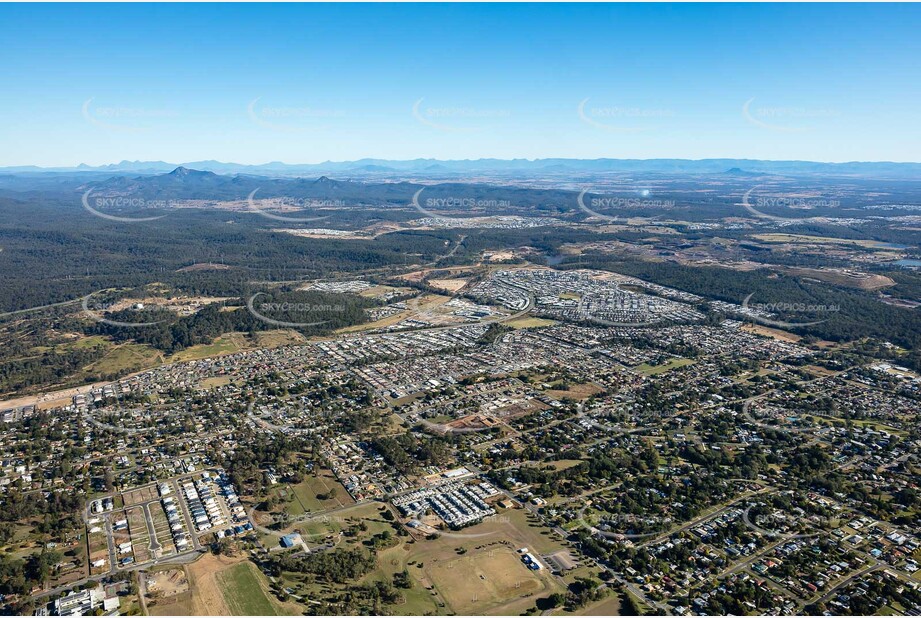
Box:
[425,546,544,614]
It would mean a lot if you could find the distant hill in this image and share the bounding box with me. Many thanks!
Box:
[723,167,763,176]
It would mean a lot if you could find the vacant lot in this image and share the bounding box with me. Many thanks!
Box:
[546,459,584,472]
[186,554,233,615]
[126,507,151,563]
[285,469,353,513]
[578,594,622,615]
[251,329,307,348]
[87,528,109,575]
[753,233,902,250]
[123,484,158,507]
[506,316,556,329]
[169,329,305,364]
[741,323,802,342]
[545,381,604,401]
[186,553,293,615]
[199,376,233,389]
[428,278,469,293]
[170,334,247,362]
[216,561,279,615]
[83,342,162,376]
[146,567,192,616]
[335,293,451,333]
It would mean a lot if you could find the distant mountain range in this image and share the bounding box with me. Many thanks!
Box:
[4,158,921,177]
[77,167,422,202]
[74,166,579,207]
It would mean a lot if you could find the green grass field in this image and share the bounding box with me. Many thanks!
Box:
[216,562,278,616]
[635,357,694,376]
[170,334,244,362]
[84,343,162,375]
[276,470,352,517]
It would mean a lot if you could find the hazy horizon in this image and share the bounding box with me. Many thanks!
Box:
[7,155,921,171]
[2,3,920,167]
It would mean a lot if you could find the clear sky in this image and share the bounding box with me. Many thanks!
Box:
[2,2,920,166]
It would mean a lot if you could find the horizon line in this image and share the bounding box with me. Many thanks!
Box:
[5,156,921,170]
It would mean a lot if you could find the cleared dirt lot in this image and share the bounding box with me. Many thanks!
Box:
[126,507,151,563]
[146,567,192,616]
[741,323,802,342]
[428,278,469,293]
[185,553,235,615]
[123,484,158,507]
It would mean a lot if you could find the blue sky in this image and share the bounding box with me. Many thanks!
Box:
[2,3,920,166]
